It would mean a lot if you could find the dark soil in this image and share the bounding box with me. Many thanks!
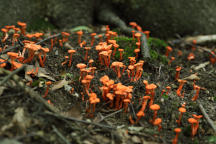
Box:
[0,26,216,144]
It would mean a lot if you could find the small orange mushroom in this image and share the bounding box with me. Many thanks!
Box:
[118,49,124,61]
[153,118,162,132]
[175,66,182,80]
[76,30,83,44]
[68,49,76,67]
[150,104,160,124]
[135,33,142,43]
[191,85,200,101]
[172,128,181,144]
[43,81,52,98]
[143,31,150,39]
[165,46,173,57]
[90,33,96,46]
[187,52,195,61]
[176,107,186,126]
[188,118,198,138]
[17,21,27,35]
[168,56,175,65]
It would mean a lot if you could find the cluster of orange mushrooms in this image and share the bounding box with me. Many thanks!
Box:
[1,21,214,144]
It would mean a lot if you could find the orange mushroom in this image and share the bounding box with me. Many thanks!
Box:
[135,33,142,43]
[17,21,27,35]
[61,56,69,66]
[76,30,83,44]
[43,81,52,98]
[136,110,145,123]
[98,34,103,42]
[61,32,70,42]
[134,49,140,59]
[143,31,150,39]
[165,46,173,57]
[187,52,195,61]
[129,22,137,29]
[84,47,91,61]
[118,49,124,61]
[146,83,157,106]
[68,49,76,67]
[131,30,135,40]
[153,118,162,132]
[176,79,187,98]
[140,96,150,112]
[150,104,160,124]
[176,107,186,126]
[175,66,182,80]
[191,85,200,101]
[188,118,198,138]
[172,128,181,144]
[90,33,96,46]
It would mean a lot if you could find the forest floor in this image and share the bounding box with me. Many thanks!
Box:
[0,25,216,144]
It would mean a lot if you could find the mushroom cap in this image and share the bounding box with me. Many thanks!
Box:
[123,99,131,103]
[128,65,135,70]
[91,33,96,36]
[135,33,141,37]
[118,49,124,52]
[166,86,171,90]
[176,66,182,71]
[17,21,26,27]
[171,56,175,60]
[150,104,160,111]
[153,118,162,125]
[61,32,70,36]
[143,96,151,100]
[136,111,144,117]
[106,93,114,100]
[100,75,109,83]
[166,46,173,51]
[68,49,76,54]
[76,63,86,69]
[0,59,6,68]
[178,79,187,83]
[76,30,83,35]
[84,47,91,50]
[188,118,198,124]
[146,83,157,90]
[178,107,186,113]
[41,48,49,53]
[97,34,102,38]
[187,52,195,60]
[7,52,19,58]
[192,114,203,120]
[108,40,116,44]
[26,34,34,39]
[1,28,8,33]
[174,128,181,133]
[134,49,140,53]
[88,59,94,63]
[143,80,148,85]
[13,33,20,37]
[46,81,52,85]
[129,22,137,27]
[144,31,150,34]
[85,75,94,80]
[192,40,197,44]
[136,42,141,45]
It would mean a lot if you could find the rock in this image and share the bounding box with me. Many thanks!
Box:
[114,0,216,38]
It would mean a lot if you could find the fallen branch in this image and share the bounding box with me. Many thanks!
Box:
[52,125,70,144]
[197,100,216,133]
[97,8,150,58]
[98,109,123,123]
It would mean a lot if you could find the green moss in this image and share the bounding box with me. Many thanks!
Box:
[114,36,137,61]
[114,36,168,64]
[27,18,56,32]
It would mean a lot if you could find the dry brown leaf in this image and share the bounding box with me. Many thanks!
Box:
[64,42,74,49]
[60,103,82,119]
[183,73,200,81]
[51,78,68,91]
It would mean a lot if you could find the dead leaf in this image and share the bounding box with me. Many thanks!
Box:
[64,42,74,49]
[128,126,144,132]
[131,136,141,143]
[25,65,55,81]
[51,78,68,91]
[183,73,200,81]
[193,61,210,71]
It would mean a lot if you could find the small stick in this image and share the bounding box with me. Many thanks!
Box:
[52,125,70,144]
[98,109,123,123]
[46,111,115,130]
[197,100,216,133]
[0,65,26,86]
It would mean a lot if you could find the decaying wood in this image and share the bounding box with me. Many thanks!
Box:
[183,34,216,44]
[98,8,150,58]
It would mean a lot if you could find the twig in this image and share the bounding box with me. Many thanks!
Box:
[197,100,216,133]
[129,103,137,119]
[45,111,116,130]
[98,109,123,123]
[52,125,71,144]
[0,65,26,86]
